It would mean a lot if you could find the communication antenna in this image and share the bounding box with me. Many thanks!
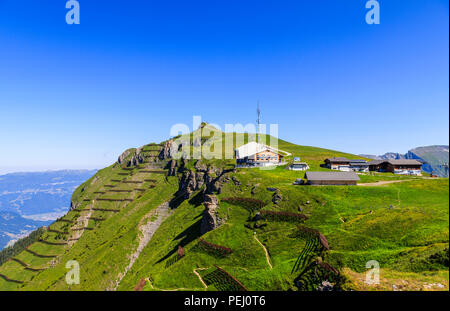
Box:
[256,102,261,143]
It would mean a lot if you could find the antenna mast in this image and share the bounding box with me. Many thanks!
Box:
[256,102,261,143]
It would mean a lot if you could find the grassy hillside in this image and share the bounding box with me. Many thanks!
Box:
[117,170,448,291]
[0,129,448,291]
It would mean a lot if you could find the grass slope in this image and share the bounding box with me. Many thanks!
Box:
[0,130,448,291]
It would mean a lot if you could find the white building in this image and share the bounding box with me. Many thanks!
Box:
[288,161,309,171]
[324,157,369,172]
[349,160,369,172]
[235,142,289,167]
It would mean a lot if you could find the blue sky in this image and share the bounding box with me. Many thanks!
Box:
[0,0,448,174]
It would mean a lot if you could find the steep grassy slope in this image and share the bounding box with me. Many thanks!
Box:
[0,143,177,290]
[117,169,448,291]
[0,129,448,291]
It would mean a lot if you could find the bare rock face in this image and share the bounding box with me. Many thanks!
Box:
[178,170,198,199]
[129,152,145,167]
[200,194,221,234]
[203,193,219,206]
[176,161,228,199]
[159,140,174,160]
[118,147,146,167]
[167,159,178,176]
[118,149,132,164]
[196,172,205,189]
[204,166,226,194]
[194,160,208,171]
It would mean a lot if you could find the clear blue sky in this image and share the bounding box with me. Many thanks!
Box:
[0,0,448,174]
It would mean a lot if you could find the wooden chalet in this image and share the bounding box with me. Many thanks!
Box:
[324,157,368,172]
[368,159,423,176]
[235,142,286,167]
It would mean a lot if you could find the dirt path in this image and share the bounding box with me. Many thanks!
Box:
[68,201,94,247]
[254,235,273,269]
[193,268,209,290]
[112,202,171,290]
[42,202,94,268]
[146,275,205,291]
[358,180,410,187]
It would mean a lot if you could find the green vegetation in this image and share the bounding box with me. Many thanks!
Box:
[0,227,46,266]
[0,128,447,291]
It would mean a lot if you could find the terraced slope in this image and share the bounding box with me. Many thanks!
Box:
[0,143,178,290]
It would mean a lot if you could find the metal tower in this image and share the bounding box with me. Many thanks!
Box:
[256,102,261,143]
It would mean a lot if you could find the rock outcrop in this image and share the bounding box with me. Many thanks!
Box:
[118,149,132,164]
[178,170,200,199]
[316,280,334,291]
[167,159,178,176]
[231,176,241,187]
[272,190,282,205]
[172,160,231,233]
[129,148,145,167]
[176,160,229,200]
[159,140,174,160]
[118,147,146,167]
[70,200,79,211]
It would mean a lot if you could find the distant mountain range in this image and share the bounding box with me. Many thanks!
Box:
[0,170,97,249]
[360,145,449,177]
[0,210,48,250]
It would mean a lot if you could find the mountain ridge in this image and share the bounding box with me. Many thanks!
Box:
[0,131,447,291]
[360,145,449,177]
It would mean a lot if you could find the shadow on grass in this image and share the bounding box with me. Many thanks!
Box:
[168,193,186,209]
[169,189,205,210]
[188,190,205,207]
[155,218,202,265]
